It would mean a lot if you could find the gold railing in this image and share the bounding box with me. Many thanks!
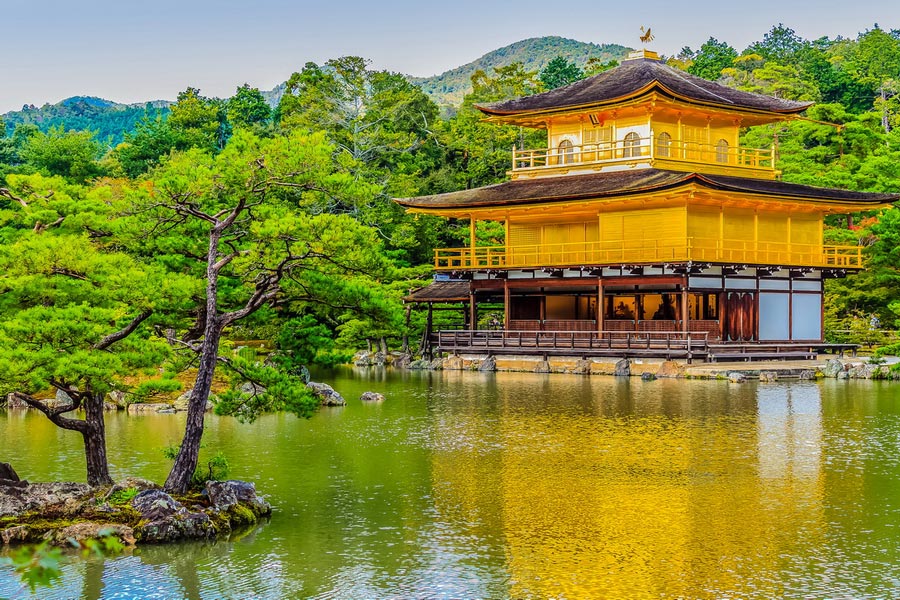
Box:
[434,238,863,269]
[512,135,774,172]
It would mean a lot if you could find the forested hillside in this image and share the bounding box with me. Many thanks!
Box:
[0,24,899,371]
[409,36,631,106]
[3,96,170,146]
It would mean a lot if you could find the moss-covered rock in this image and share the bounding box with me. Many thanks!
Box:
[0,479,271,547]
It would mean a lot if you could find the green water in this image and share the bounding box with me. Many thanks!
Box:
[2,368,900,599]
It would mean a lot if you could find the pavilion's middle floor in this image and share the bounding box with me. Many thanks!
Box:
[459,264,832,343]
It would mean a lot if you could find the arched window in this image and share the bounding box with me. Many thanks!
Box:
[656,132,671,158]
[558,139,575,164]
[623,132,641,158]
[715,139,730,163]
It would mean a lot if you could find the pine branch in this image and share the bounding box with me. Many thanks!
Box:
[94,310,153,350]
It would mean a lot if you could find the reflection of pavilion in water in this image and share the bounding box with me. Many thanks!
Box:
[430,374,825,598]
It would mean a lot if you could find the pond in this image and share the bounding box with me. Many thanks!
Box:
[2,368,900,599]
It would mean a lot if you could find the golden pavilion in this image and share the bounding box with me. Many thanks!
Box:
[397,50,897,361]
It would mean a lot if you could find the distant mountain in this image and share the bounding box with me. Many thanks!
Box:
[1,37,630,144]
[410,36,632,106]
[3,96,171,146]
[261,82,286,109]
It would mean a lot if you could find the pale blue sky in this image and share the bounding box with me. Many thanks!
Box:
[0,0,896,113]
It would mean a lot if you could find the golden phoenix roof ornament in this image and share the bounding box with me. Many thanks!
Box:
[640,26,655,44]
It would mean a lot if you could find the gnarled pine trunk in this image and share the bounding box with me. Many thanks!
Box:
[165,227,225,494]
[18,388,113,487]
[164,318,223,493]
[82,392,113,487]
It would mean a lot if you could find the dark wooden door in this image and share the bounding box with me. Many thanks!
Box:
[724,292,756,342]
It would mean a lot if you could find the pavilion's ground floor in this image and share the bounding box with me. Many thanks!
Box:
[408,264,855,362]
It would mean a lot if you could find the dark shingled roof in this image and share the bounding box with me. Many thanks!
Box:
[404,281,471,303]
[395,170,898,210]
[477,58,811,116]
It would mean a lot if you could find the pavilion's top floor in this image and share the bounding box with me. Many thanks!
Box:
[477,51,813,181]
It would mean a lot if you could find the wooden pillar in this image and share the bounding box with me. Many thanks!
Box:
[504,280,510,330]
[469,291,477,331]
[598,279,605,333]
[469,215,476,267]
[719,291,727,341]
[424,303,434,360]
[681,284,689,334]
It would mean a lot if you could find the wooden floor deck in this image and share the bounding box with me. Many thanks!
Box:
[431,330,857,363]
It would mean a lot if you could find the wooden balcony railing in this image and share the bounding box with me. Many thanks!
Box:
[434,329,709,360]
[434,238,863,270]
[512,134,774,173]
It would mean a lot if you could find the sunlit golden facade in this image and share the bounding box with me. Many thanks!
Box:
[398,50,896,349]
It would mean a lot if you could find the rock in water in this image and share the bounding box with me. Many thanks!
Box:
[173,389,193,411]
[307,382,346,406]
[5,393,27,409]
[0,462,19,482]
[48,389,74,410]
[478,356,497,372]
[728,372,747,383]
[131,489,213,543]
[823,358,844,378]
[107,390,128,410]
[360,392,385,403]
[534,360,551,373]
[573,359,592,375]
[759,371,778,382]
[205,480,271,515]
[444,355,464,370]
[127,403,173,414]
[614,359,631,377]
[656,360,685,378]
[641,372,656,381]
[392,353,412,369]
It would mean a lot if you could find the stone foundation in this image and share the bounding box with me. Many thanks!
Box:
[407,354,900,381]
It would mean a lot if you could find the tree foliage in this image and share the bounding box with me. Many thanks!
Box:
[686,37,739,80]
[0,175,181,485]
[539,56,585,90]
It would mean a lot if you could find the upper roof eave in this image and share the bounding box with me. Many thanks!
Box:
[475,58,812,119]
[475,81,813,120]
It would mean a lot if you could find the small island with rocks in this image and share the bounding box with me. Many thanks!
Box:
[1,462,271,548]
[0,463,272,546]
